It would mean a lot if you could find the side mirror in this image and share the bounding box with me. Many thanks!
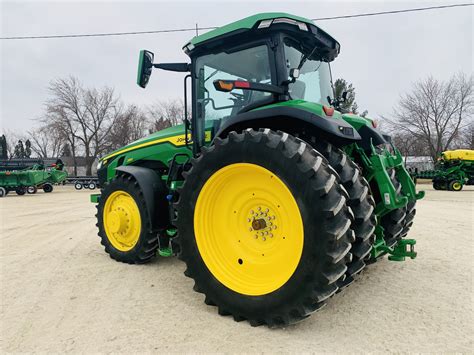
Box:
[137,50,154,88]
[342,91,348,101]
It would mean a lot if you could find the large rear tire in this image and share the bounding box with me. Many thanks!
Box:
[311,141,376,289]
[96,174,159,264]
[176,129,354,327]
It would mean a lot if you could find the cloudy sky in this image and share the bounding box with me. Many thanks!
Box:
[1,0,472,132]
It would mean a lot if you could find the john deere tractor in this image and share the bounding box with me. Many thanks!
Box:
[92,13,424,327]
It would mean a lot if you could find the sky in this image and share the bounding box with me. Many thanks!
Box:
[1,0,472,132]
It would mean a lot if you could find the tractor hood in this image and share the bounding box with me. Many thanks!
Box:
[101,124,186,162]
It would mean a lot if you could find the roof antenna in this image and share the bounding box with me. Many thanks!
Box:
[195,23,199,36]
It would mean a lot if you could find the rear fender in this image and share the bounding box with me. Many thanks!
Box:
[215,106,361,146]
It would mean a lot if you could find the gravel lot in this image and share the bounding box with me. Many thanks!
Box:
[1,184,472,353]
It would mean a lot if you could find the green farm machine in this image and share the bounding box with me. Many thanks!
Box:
[415,149,474,191]
[0,161,67,197]
[91,13,424,326]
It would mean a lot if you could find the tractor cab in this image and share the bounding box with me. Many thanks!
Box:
[138,13,345,152]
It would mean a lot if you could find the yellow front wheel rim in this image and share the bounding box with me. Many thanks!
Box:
[194,163,304,296]
[452,182,462,191]
[103,190,141,252]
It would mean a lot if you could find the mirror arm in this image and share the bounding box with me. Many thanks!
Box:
[154,63,190,72]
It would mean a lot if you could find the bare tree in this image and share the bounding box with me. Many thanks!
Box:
[390,131,429,162]
[105,104,149,152]
[46,76,119,175]
[147,99,186,132]
[27,125,64,159]
[386,73,474,161]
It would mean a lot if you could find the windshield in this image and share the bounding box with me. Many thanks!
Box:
[284,39,333,106]
[195,45,273,123]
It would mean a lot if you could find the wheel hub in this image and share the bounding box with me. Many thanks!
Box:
[248,206,277,242]
[103,191,141,251]
[107,209,128,234]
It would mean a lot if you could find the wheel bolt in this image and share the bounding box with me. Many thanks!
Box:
[249,227,253,231]
[250,210,254,215]
[262,237,266,241]
[265,208,269,213]
[257,207,261,211]
[270,233,273,238]
[273,225,277,230]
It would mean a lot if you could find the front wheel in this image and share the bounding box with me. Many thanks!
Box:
[0,187,6,197]
[96,174,159,264]
[74,182,83,190]
[176,129,353,327]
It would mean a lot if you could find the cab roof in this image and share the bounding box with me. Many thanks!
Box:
[183,12,340,61]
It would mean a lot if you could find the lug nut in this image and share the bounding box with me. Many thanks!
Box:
[249,227,253,231]
[257,207,261,211]
[265,208,269,213]
[250,210,254,215]
[262,237,266,241]
[270,233,273,238]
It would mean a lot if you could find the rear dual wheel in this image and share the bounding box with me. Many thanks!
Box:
[311,141,376,288]
[380,169,407,247]
[176,129,354,327]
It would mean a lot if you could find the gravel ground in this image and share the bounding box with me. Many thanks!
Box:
[0,184,472,353]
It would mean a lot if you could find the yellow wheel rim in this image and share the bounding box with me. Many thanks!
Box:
[452,182,462,191]
[103,190,141,252]
[194,163,304,296]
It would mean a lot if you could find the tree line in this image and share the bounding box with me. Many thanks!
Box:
[2,76,186,175]
[2,72,472,174]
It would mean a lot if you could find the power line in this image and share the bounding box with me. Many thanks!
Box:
[1,3,472,40]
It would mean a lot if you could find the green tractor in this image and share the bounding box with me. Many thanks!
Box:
[91,13,424,326]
